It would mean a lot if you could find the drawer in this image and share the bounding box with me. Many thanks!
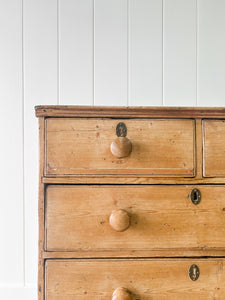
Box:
[45,259,225,299]
[46,118,195,176]
[45,185,225,252]
[203,119,225,177]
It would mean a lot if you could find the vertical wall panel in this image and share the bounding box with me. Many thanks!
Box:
[1,0,225,298]
[94,0,128,106]
[23,0,57,287]
[129,0,162,106]
[163,0,197,106]
[59,0,93,105]
[0,287,36,299]
[0,0,23,285]
[198,0,225,106]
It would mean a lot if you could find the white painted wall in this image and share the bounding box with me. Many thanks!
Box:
[0,0,225,298]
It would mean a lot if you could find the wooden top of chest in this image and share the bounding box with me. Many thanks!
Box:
[35,105,225,118]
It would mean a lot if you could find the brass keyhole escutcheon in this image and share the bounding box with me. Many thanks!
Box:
[189,264,200,281]
[190,188,201,205]
[116,122,127,137]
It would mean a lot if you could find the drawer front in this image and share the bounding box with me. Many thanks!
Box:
[45,259,225,299]
[46,118,195,176]
[203,120,225,177]
[46,185,225,251]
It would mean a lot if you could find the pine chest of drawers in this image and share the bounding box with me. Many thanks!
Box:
[35,106,225,299]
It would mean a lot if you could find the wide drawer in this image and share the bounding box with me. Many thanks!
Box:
[45,259,225,299]
[203,120,225,177]
[45,118,195,176]
[46,185,225,252]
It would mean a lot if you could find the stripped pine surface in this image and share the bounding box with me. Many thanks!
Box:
[46,259,225,299]
[46,185,225,252]
[203,120,225,177]
[46,118,195,176]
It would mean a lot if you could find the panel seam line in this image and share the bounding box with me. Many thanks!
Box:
[22,0,25,287]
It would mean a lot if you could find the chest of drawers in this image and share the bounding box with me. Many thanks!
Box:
[35,106,225,299]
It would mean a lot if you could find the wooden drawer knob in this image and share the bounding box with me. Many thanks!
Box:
[109,209,130,232]
[111,122,132,158]
[111,137,132,158]
[112,287,133,300]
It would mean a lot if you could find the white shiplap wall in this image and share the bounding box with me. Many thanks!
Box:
[0,0,225,299]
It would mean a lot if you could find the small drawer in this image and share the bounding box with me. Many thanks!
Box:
[45,259,225,299]
[203,119,225,177]
[45,185,225,252]
[45,118,195,177]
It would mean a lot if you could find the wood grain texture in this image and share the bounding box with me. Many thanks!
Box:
[42,248,225,259]
[38,118,45,300]
[195,119,203,178]
[46,185,225,252]
[46,118,195,176]
[36,107,225,300]
[203,120,225,177]
[42,175,225,185]
[46,258,225,299]
[35,105,225,118]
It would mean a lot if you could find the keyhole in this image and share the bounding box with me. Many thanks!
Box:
[189,264,200,281]
[190,188,201,205]
[193,266,197,279]
[193,191,198,201]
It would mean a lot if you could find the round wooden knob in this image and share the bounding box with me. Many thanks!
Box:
[112,287,132,300]
[109,209,130,232]
[111,137,132,158]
